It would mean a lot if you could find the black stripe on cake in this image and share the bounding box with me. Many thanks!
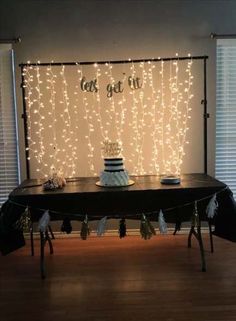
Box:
[104,169,124,172]
[104,158,123,161]
[105,163,123,167]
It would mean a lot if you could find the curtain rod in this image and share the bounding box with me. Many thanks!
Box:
[210,33,236,39]
[0,37,21,44]
[19,55,208,67]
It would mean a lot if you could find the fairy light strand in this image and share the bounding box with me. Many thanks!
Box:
[60,65,77,177]
[46,65,59,172]
[160,60,166,174]
[173,55,181,175]
[136,61,147,175]
[71,63,80,172]
[178,57,194,169]
[107,62,122,144]
[129,61,140,174]
[165,57,180,175]
[23,65,34,164]
[116,66,127,154]
[78,65,96,175]
[94,63,106,142]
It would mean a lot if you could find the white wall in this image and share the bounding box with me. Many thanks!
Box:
[1,0,236,179]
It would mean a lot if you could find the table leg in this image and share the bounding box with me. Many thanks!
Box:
[197,225,206,272]
[188,226,194,248]
[173,221,181,235]
[40,228,54,279]
[30,221,34,256]
[40,231,46,279]
[48,225,55,239]
[45,230,54,254]
[188,202,206,272]
[208,220,214,253]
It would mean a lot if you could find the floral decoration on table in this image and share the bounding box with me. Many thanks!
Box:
[43,168,66,191]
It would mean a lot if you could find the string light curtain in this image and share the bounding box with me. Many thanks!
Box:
[22,57,196,179]
[0,45,19,206]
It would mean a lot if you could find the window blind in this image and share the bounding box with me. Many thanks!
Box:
[0,45,19,206]
[216,39,236,196]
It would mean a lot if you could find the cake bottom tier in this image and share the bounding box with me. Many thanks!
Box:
[100,170,129,186]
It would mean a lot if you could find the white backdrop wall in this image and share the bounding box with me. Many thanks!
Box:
[1,0,236,179]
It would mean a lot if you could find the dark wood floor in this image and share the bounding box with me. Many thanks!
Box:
[1,234,236,321]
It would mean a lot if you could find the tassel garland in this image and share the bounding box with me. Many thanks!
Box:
[80,215,90,240]
[140,214,156,240]
[38,210,50,232]
[158,210,167,234]
[119,218,126,238]
[97,216,107,236]
[14,206,31,232]
[206,194,218,219]
[12,191,221,240]
[61,218,72,234]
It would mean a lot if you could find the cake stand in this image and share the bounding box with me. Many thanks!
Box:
[96,180,135,187]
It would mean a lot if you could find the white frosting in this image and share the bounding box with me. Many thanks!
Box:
[100,170,129,186]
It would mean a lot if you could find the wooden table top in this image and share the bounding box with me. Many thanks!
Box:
[11,173,225,195]
[9,174,226,220]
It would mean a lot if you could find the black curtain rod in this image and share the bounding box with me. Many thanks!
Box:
[0,37,21,44]
[19,55,208,67]
[210,33,236,39]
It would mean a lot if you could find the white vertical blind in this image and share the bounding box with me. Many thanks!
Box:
[0,45,19,206]
[216,39,236,195]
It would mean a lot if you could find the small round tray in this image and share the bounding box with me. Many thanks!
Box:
[160,176,180,185]
[96,179,135,187]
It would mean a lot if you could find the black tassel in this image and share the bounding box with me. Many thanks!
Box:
[61,218,72,234]
[119,218,126,238]
[80,215,90,240]
[173,220,182,235]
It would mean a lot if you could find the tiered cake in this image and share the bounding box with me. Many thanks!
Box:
[100,158,129,186]
[97,141,131,187]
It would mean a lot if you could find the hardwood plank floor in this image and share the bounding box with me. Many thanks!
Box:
[1,234,236,321]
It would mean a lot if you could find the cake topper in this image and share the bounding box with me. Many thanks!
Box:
[102,140,121,158]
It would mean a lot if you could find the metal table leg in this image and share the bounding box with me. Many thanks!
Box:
[173,220,181,235]
[208,220,214,253]
[197,225,206,272]
[48,225,55,240]
[187,202,206,272]
[40,228,54,279]
[45,230,54,254]
[40,231,46,279]
[30,221,34,256]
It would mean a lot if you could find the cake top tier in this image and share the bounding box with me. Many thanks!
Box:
[102,141,121,158]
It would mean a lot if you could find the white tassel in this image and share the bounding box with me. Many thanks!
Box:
[97,216,107,236]
[38,210,50,232]
[206,194,218,219]
[158,210,167,234]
